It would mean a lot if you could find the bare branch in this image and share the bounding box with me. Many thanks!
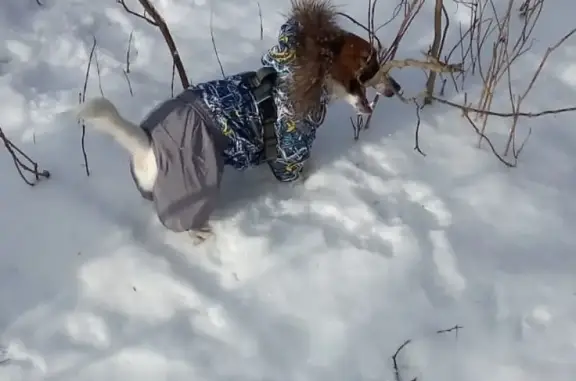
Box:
[423,0,447,105]
[257,1,263,40]
[392,339,413,381]
[353,0,428,136]
[436,324,464,335]
[117,0,157,26]
[431,96,576,118]
[210,8,226,78]
[78,36,97,176]
[413,99,426,156]
[126,30,134,74]
[123,31,135,96]
[120,0,190,89]
[1,126,50,186]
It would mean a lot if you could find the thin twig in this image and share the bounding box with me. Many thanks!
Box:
[392,339,413,381]
[136,0,189,88]
[123,31,134,96]
[126,30,134,74]
[423,0,445,105]
[171,60,176,97]
[436,324,464,335]
[93,40,104,96]
[1,126,50,186]
[117,0,157,26]
[120,0,190,88]
[79,37,97,176]
[210,8,226,78]
[257,1,263,40]
[413,99,426,156]
[123,70,134,96]
[432,96,576,118]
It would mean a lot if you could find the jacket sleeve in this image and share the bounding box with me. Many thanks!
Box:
[261,19,328,182]
[267,117,316,182]
[261,20,308,182]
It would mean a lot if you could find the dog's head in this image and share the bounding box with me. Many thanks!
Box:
[328,32,401,114]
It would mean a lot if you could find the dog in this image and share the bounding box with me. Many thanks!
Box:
[77,0,401,244]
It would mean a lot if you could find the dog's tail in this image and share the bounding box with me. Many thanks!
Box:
[77,97,150,157]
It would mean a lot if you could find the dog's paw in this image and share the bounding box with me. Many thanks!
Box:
[188,225,214,245]
[354,100,373,115]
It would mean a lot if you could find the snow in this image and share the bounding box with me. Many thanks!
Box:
[1,0,576,380]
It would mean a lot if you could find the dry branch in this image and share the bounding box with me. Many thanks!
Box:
[118,0,190,89]
[1,126,50,186]
[350,0,430,136]
[257,1,264,40]
[423,0,446,104]
[413,99,425,155]
[78,36,97,176]
[432,0,576,166]
[368,55,463,87]
[354,0,576,167]
[436,324,464,335]
[391,325,463,381]
[392,339,413,381]
[123,31,135,96]
[117,0,156,26]
[431,96,576,118]
[210,8,225,78]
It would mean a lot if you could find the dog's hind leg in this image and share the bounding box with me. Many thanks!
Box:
[188,224,214,245]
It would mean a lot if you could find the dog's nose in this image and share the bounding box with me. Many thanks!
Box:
[388,76,402,92]
[378,75,401,97]
[383,88,395,97]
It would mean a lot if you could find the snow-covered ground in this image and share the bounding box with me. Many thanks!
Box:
[1,0,575,380]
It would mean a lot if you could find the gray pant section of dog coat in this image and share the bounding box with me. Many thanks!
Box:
[139,89,228,232]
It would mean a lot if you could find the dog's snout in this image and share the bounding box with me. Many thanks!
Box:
[388,76,402,92]
[380,76,401,97]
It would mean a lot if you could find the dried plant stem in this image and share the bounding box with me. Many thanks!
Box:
[1,126,50,186]
[119,0,190,89]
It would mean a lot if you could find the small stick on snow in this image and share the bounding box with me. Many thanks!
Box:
[79,36,97,176]
[123,31,135,96]
[413,99,426,156]
[0,126,50,186]
[391,339,414,381]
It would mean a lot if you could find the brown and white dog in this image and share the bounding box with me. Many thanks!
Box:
[286,0,401,117]
[77,0,400,244]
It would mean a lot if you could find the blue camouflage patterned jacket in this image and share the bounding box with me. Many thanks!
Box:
[190,18,329,182]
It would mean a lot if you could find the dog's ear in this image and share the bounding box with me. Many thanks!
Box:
[333,33,404,98]
[329,33,374,94]
[333,33,376,81]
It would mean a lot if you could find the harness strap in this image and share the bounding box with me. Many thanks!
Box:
[239,67,279,161]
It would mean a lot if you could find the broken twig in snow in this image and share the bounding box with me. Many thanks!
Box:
[1,126,50,186]
[391,339,415,381]
[78,36,97,176]
[123,31,135,96]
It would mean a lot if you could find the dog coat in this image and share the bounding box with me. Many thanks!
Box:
[133,18,331,232]
[137,90,228,232]
[261,17,332,181]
